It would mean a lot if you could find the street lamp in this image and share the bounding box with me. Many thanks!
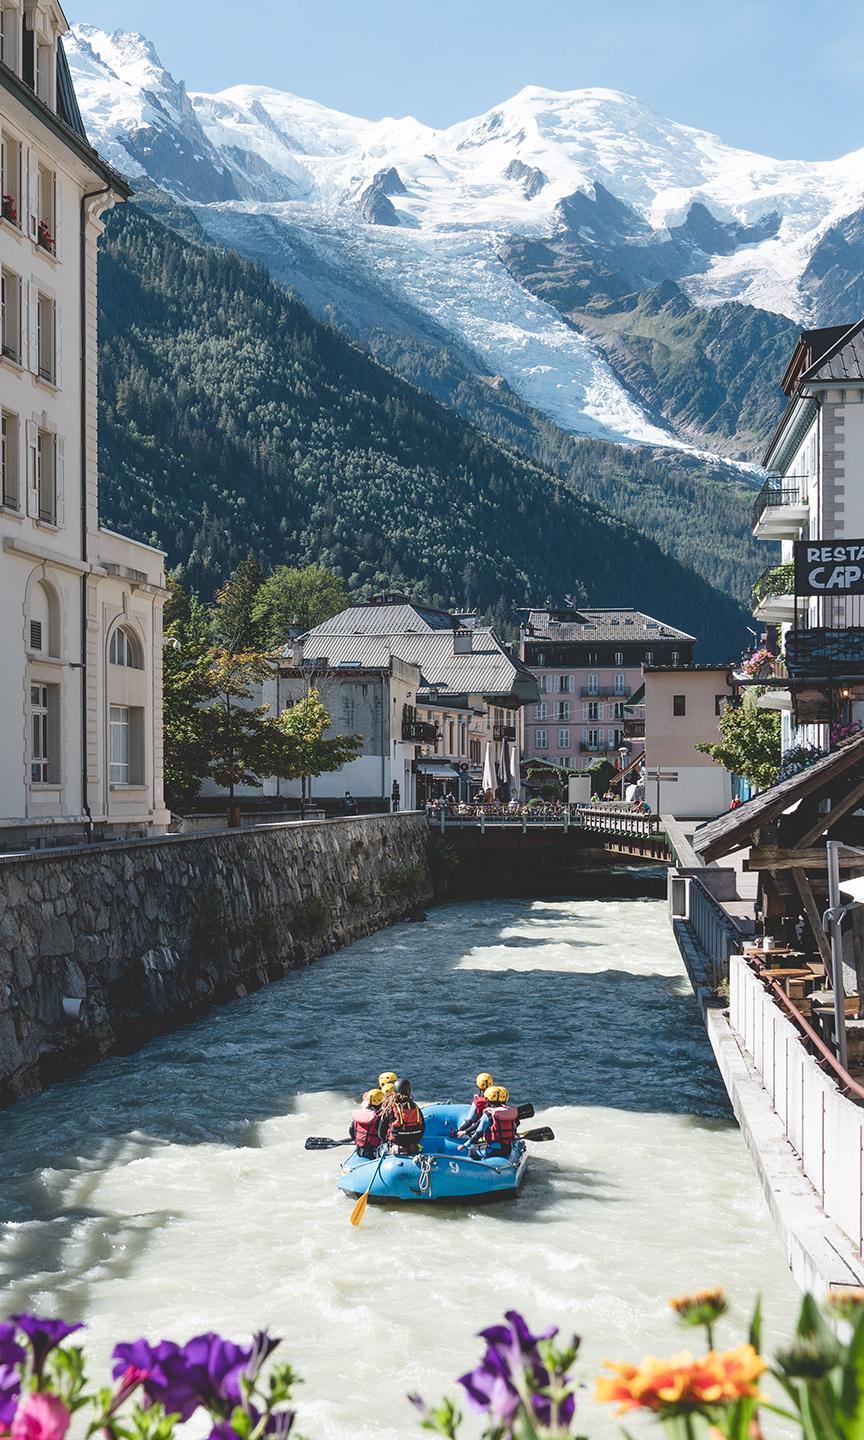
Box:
[618,745,629,801]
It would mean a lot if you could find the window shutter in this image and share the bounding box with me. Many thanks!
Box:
[26,149,38,240]
[52,174,61,259]
[55,435,64,527]
[27,279,37,372]
[26,420,37,515]
[581,701,588,720]
[54,301,61,386]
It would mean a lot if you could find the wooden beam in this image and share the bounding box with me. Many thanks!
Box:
[796,773,864,850]
[792,870,834,971]
[746,846,863,871]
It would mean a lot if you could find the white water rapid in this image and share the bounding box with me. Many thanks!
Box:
[0,897,798,1437]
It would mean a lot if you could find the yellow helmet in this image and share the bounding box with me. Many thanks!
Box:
[365,1087,385,1107]
[476,1071,494,1091]
[381,1081,395,1095]
[378,1071,397,1088]
[485,1085,509,1103]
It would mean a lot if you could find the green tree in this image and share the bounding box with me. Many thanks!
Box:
[161,578,215,807]
[696,693,781,789]
[213,552,264,650]
[272,689,361,779]
[252,564,347,648]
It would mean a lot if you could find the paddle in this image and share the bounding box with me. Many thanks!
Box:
[305,1136,353,1150]
[350,1150,386,1227]
[518,1126,555,1142]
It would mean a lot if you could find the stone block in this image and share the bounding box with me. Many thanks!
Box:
[41,916,75,958]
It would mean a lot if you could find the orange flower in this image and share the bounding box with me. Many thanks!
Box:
[595,1345,765,1414]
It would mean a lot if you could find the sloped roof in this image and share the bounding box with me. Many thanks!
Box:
[524,607,694,643]
[693,731,864,862]
[308,602,456,636]
[297,629,538,703]
[801,318,864,385]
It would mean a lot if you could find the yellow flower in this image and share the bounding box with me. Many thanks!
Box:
[669,1289,729,1326]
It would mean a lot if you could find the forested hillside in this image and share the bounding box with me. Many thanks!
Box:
[97,204,748,654]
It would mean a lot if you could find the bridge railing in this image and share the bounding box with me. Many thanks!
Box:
[430,805,572,832]
[684,874,749,978]
[572,804,664,839]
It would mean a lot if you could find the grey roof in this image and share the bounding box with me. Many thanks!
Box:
[297,629,538,703]
[523,607,695,643]
[801,319,864,384]
[56,39,87,141]
[308,602,457,637]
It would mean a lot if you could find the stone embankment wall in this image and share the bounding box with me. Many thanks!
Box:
[0,814,431,1104]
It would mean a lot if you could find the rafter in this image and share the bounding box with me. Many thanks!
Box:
[792,870,833,971]
[796,773,864,850]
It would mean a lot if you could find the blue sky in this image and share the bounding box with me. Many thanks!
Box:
[68,0,863,160]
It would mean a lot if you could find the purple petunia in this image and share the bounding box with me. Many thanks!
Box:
[112,1332,280,1423]
[10,1319,82,1380]
[0,1365,21,1431]
[458,1310,576,1435]
[0,1329,24,1372]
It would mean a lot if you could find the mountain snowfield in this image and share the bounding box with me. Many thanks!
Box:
[66,24,864,452]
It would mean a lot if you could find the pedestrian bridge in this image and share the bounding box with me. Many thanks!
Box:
[429,802,670,865]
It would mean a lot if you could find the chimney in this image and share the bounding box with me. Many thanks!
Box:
[454,629,472,654]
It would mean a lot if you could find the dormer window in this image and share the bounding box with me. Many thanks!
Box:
[0,5,18,73]
[35,36,52,105]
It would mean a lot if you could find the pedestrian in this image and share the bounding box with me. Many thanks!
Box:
[343,789,357,816]
[391,779,400,813]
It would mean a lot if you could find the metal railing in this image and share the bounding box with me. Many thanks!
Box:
[786,626,864,678]
[493,724,517,741]
[686,875,748,976]
[402,719,438,742]
[572,804,665,841]
[752,561,795,606]
[752,478,806,529]
[623,717,645,738]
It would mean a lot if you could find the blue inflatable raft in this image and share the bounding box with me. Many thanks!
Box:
[337,1103,528,1203]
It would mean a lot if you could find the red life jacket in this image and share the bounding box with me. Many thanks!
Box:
[351,1105,381,1151]
[388,1101,424,1147]
[487,1103,518,1147]
[471,1092,489,1116]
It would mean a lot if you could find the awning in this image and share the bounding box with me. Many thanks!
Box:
[415,762,461,778]
[625,683,645,708]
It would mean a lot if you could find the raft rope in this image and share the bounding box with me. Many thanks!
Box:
[415,1153,435,1194]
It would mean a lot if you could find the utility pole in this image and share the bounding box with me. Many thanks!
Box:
[826,838,849,1070]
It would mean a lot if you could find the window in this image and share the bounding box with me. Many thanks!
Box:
[36,290,54,382]
[586,727,601,750]
[644,650,654,665]
[614,651,624,666]
[36,426,55,521]
[29,618,41,651]
[1,408,18,507]
[35,41,53,108]
[1,266,20,361]
[535,728,547,750]
[558,727,570,749]
[555,700,570,721]
[613,672,627,694]
[1,132,21,226]
[538,674,549,693]
[470,738,481,765]
[612,701,625,720]
[559,674,571,693]
[37,163,55,252]
[671,651,681,667]
[673,694,686,716]
[587,672,599,695]
[536,701,547,720]
[715,694,728,717]
[587,651,598,665]
[0,7,17,72]
[586,700,601,722]
[30,682,58,783]
[110,705,130,784]
[109,626,144,669]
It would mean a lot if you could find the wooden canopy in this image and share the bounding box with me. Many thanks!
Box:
[693,733,864,863]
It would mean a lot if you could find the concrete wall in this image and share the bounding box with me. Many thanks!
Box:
[644,670,733,817]
[0,812,431,1104]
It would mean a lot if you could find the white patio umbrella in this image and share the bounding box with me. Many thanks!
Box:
[500,736,512,794]
[481,741,497,798]
[510,741,522,799]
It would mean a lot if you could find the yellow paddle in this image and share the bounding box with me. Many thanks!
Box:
[350,1151,386,1226]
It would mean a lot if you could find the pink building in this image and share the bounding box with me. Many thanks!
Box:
[519,607,695,769]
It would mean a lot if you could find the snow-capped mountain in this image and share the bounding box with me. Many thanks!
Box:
[66,25,864,455]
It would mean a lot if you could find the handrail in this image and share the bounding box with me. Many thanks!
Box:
[751,960,864,1103]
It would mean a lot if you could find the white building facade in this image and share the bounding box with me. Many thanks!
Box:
[753,323,864,754]
[0,2,169,846]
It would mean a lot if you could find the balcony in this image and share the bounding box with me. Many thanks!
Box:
[752,478,809,539]
[580,741,610,754]
[623,717,645,739]
[785,627,864,680]
[752,561,796,624]
[580,686,618,698]
[493,723,517,741]
[402,719,438,743]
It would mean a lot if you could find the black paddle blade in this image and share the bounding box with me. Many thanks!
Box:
[516,1103,535,1120]
[518,1126,555,1142]
[304,1136,353,1150]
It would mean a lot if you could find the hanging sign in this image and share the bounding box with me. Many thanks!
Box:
[794,539,864,596]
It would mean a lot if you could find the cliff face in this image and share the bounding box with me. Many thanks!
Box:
[0,815,431,1104]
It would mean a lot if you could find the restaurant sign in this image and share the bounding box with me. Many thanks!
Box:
[794,539,864,596]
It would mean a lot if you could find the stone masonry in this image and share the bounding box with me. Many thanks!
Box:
[0,814,432,1104]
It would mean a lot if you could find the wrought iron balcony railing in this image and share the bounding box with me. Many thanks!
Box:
[752,561,795,607]
[623,717,645,739]
[402,719,439,743]
[493,723,517,741]
[752,479,805,530]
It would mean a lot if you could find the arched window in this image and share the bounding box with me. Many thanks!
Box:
[109,626,143,669]
[28,577,60,657]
